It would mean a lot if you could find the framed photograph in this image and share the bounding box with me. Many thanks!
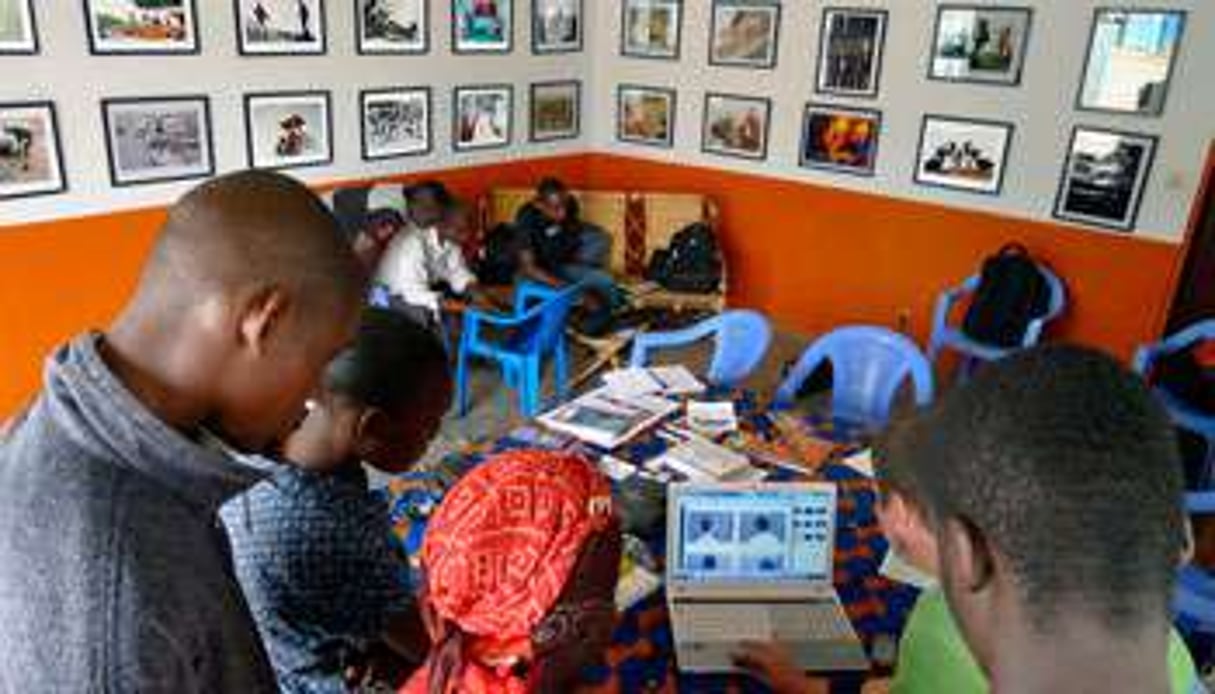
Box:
[815,7,887,98]
[617,84,675,148]
[360,87,431,160]
[702,93,770,161]
[244,91,332,169]
[0,0,38,54]
[453,85,512,151]
[709,1,779,69]
[929,5,1032,86]
[101,96,214,187]
[621,0,681,60]
[530,81,580,142]
[1054,126,1157,232]
[914,115,1013,196]
[799,103,881,176]
[0,102,66,200]
[357,0,426,54]
[84,0,199,54]
[452,0,512,53]
[1077,9,1186,117]
[236,0,326,55]
[532,0,581,53]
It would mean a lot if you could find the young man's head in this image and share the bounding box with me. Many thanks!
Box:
[873,415,940,578]
[902,345,1185,677]
[350,185,410,269]
[404,180,453,229]
[436,198,472,246]
[284,307,452,474]
[535,176,570,224]
[114,170,365,454]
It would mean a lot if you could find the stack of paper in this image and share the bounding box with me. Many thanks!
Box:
[601,365,706,397]
[647,431,759,482]
[538,387,679,449]
[686,400,739,436]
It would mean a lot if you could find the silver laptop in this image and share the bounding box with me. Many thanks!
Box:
[666,482,869,673]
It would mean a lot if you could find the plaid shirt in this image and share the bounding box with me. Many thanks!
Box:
[222,463,411,694]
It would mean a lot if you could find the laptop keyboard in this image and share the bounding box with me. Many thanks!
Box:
[674,601,857,642]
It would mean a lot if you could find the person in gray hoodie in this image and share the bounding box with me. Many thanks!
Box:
[0,170,366,693]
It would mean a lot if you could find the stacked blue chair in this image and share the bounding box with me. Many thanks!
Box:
[628,310,773,388]
[775,326,934,432]
[1134,319,1215,484]
[928,264,1067,367]
[1175,491,1215,673]
[455,281,581,418]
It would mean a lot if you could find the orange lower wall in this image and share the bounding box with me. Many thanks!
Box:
[585,153,1183,364]
[0,151,1187,416]
[0,154,590,416]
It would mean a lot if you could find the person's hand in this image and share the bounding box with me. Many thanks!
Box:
[861,678,892,694]
[733,641,828,694]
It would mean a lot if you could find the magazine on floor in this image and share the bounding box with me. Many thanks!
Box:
[538,386,680,449]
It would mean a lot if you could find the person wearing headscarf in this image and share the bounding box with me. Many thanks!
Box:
[402,450,622,694]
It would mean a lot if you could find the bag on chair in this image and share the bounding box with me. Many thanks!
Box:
[645,222,723,294]
[961,243,1051,348]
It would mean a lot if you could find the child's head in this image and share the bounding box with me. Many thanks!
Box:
[535,177,570,223]
[283,307,451,473]
[905,345,1185,675]
[122,170,365,453]
[873,415,939,578]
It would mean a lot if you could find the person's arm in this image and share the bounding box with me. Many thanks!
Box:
[518,247,564,287]
[733,642,830,694]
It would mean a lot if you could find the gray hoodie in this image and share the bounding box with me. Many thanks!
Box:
[0,334,278,693]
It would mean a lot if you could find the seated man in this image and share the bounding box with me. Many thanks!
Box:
[739,345,1197,693]
[402,449,622,693]
[375,182,485,328]
[326,182,410,274]
[222,307,452,693]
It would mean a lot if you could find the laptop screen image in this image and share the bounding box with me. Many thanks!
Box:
[670,486,835,584]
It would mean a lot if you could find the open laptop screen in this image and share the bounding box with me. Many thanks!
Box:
[671,486,835,583]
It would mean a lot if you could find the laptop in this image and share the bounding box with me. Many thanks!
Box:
[666,482,869,673]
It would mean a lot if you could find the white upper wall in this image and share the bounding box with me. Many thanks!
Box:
[0,1,587,225]
[587,0,1215,243]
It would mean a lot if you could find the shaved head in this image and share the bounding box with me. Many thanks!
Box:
[140,169,364,311]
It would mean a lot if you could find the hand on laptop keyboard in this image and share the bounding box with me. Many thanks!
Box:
[732,641,829,694]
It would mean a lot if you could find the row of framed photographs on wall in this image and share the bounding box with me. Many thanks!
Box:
[0,81,578,196]
[622,2,1187,117]
[0,0,582,57]
[617,86,1158,233]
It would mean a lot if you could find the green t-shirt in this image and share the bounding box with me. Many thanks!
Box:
[891,589,1199,693]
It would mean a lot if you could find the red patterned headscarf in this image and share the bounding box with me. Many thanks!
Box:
[402,450,616,694]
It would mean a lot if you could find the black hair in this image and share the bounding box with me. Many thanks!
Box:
[537,177,567,199]
[405,180,454,209]
[873,413,931,511]
[323,307,451,414]
[907,344,1184,631]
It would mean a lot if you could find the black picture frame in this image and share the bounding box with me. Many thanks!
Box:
[814,6,888,99]
[355,0,429,55]
[0,0,39,55]
[83,0,201,56]
[1052,125,1158,233]
[1075,7,1187,118]
[234,0,328,56]
[451,0,513,55]
[707,0,781,70]
[529,80,581,143]
[359,86,433,161]
[927,4,1033,87]
[913,113,1014,197]
[100,95,215,188]
[616,83,677,149]
[798,102,882,177]
[620,0,682,61]
[700,92,771,162]
[452,84,514,152]
[531,0,583,54]
[0,100,67,200]
[242,90,334,170]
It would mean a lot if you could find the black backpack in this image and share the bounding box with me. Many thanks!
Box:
[645,223,723,294]
[961,244,1052,348]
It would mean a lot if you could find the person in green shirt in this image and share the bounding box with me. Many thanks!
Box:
[737,347,1202,694]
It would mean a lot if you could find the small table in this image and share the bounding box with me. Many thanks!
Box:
[382,390,918,693]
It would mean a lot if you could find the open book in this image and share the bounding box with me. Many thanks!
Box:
[538,387,679,449]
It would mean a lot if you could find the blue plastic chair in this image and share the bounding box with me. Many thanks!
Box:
[927,263,1067,367]
[775,326,935,431]
[628,310,773,388]
[455,281,581,418]
[1174,491,1215,672]
[1134,320,1215,484]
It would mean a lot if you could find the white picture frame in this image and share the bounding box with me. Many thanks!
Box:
[244,91,333,169]
[453,84,513,151]
[532,0,581,53]
[815,7,887,98]
[621,0,681,60]
[102,96,214,187]
[1054,126,1157,232]
[0,0,38,54]
[236,0,327,55]
[360,87,431,160]
[929,5,1033,86]
[709,1,779,69]
[617,84,676,148]
[357,0,427,54]
[701,92,770,161]
[84,0,199,54]
[914,114,1013,196]
[530,81,580,142]
[0,101,66,200]
[452,0,512,53]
